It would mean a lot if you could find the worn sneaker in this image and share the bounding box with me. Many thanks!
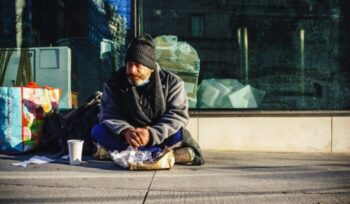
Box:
[173,147,195,164]
[93,143,111,160]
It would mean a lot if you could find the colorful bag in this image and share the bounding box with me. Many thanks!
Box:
[0,82,60,153]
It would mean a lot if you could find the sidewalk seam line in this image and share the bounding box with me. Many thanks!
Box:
[331,117,333,153]
[142,170,156,204]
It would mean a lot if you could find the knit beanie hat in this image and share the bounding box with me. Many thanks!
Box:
[125,33,157,70]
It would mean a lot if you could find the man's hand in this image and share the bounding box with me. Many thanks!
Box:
[134,126,150,147]
[121,127,150,148]
[121,128,140,148]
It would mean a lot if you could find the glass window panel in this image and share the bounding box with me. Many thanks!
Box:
[0,0,132,107]
[140,0,350,110]
[191,14,204,37]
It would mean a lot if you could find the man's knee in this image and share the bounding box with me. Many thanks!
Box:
[91,123,106,141]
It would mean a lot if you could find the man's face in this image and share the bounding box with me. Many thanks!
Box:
[126,61,154,86]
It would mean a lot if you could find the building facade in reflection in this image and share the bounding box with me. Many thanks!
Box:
[0,0,349,110]
[141,0,350,109]
[0,0,130,104]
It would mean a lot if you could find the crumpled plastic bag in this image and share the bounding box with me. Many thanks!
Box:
[12,156,55,168]
[110,146,153,168]
[110,146,175,170]
[129,148,175,171]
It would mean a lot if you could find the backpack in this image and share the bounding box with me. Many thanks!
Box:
[40,112,68,157]
[41,91,102,157]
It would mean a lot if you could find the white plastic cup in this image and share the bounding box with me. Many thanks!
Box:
[67,140,84,165]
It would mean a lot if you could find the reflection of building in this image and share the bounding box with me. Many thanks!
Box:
[88,0,127,48]
[0,0,128,49]
[141,0,350,109]
[0,0,16,47]
[138,0,350,154]
[31,0,67,46]
[0,0,33,47]
[0,0,130,105]
[56,0,128,104]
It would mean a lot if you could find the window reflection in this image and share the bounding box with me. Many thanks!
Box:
[191,14,204,38]
[0,0,349,110]
[141,0,350,110]
[0,0,131,106]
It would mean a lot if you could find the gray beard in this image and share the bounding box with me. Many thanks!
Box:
[127,77,150,87]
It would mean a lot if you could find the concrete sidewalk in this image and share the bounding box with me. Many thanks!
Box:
[0,151,350,203]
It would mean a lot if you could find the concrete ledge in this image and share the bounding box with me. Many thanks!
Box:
[332,117,350,153]
[187,116,349,153]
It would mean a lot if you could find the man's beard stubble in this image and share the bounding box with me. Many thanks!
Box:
[128,74,146,86]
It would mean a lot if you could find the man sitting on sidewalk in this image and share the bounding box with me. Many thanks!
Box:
[91,33,205,165]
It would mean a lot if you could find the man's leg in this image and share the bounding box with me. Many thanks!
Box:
[91,125,190,162]
[160,128,196,164]
[91,123,128,152]
[162,128,183,148]
[181,128,205,165]
[138,128,183,157]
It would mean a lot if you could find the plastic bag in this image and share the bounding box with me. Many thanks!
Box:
[154,35,200,73]
[110,146,176,170]
[0,83,60,153]
[129,148,175,170]
[154,35,200,104]
[110,146,153,168]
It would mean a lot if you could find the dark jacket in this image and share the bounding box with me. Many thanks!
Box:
[99,66,189,146]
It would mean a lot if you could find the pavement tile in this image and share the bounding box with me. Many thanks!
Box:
[145,191,350,204]
[0,184,146,204]
[0,151,349,203]
[151,151,350,193]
